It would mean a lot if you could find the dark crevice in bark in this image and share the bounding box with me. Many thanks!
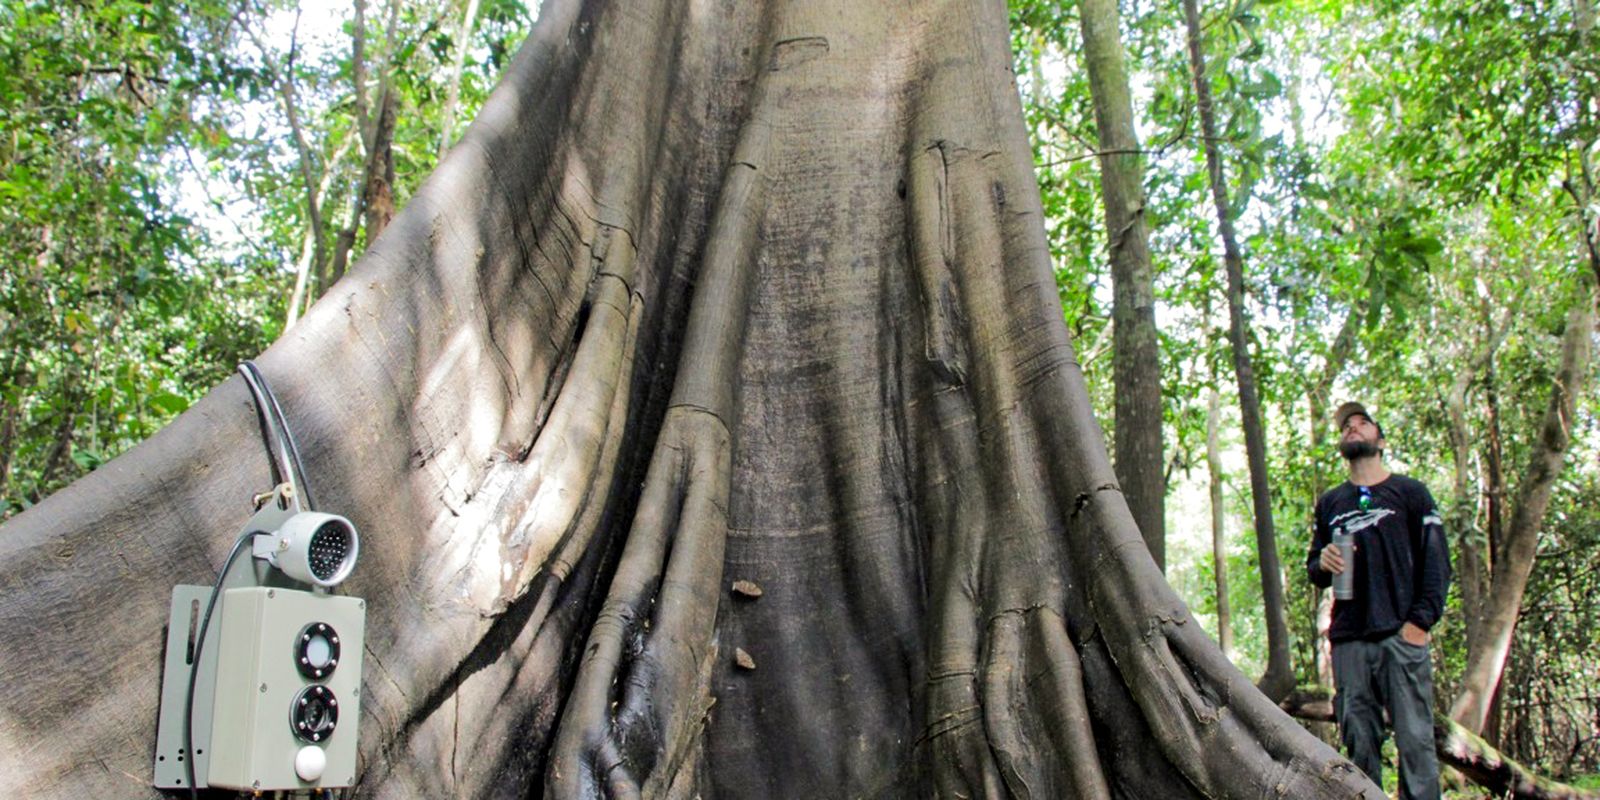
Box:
[1080,632,1206,799]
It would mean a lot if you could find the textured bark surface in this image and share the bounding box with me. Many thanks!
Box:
[1205,387,1232,657]
[0,1,1379,797]
[1078,0,1165,571]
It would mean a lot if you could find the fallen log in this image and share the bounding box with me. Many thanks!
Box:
[1281,686,1599,800]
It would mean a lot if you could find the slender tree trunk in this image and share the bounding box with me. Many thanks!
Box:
[244,9,329,282]
[329,0,403,290]
[288,132,356,329]
[1573,0,1600,288]
[1305,305,1357,713]
[1182,0,1294,700]
[1449,364,1490,659]
[352,0,371,153]
[1448,301,1512,667]
[1452,280,1596,733]
[1479,349,1509,739]
[362,88,397,244]
[438,0,484,160]
[1206,386,1232,657]
[329,0,373,294]
[0,2,1383,797]
[1307,305,1360,491]
[0,395,16,501]
[35,395,76,494]
[1077,0,1165,570]
[1485,355,1506,565]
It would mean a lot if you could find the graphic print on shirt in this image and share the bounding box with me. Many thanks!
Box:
[1329,506,1396,536]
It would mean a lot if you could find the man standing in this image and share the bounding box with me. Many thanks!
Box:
[1308,401,1451,800]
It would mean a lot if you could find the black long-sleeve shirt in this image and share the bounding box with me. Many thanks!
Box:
[1308,474,1451,643]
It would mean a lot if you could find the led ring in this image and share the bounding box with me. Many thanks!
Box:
[294,622,341,680]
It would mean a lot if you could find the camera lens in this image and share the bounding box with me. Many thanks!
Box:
[290,685,340,743]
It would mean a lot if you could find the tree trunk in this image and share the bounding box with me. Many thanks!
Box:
[438,0,484,160]
[352,0,371,150]
[1181,0,1294,701]
[327,0,401,295]
[362,87,397,246]
[1450,364,1491,659]
[1206,387,1232,657]
[244,9,330,287]
[1479,348,1509,740]
[34,385,78,494]
[0,391,15,501]
[1306,304,1359,693]
[0,2,1380,797]
[1077,0,1164,571]
[1452,281,1596,733]
[1447,302,1512,674]
[289,131,357,329]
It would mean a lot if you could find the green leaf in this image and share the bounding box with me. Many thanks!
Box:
[71,447,105,471]
[1410,236,1444,255]
[1239,70,1282,99]
[149,391,189,416]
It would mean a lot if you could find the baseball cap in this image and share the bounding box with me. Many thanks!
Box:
[1334,401,1384,438]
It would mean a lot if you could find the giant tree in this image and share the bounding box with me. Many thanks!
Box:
[0,0,1379,797]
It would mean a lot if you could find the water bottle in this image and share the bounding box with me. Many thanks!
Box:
[1331,531,1355,600]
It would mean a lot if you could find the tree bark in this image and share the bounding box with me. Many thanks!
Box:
[1478,345,1510,739]
[1077,0,1165,570]
[0,1,1380,797]
[1181,0,1294,701]
[1447,303,1514,685]
[1206,386,1232,657]
[1452,280,1596,733]
[352,0,371,151]
[0,391,16,501]
[361,87,397,245]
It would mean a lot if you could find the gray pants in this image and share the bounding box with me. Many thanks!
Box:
[1332,635,1441,800]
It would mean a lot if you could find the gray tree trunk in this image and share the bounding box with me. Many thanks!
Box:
[1446,305,1513,690]
[1452,281,1595,733]
[1181,0,1295,701]
[0,1,1378,797]
[1206,387,1233,656]
[438,0,484,160]
[1077,0,1165,570]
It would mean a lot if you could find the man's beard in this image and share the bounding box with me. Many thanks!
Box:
[1340,439,1381,460]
